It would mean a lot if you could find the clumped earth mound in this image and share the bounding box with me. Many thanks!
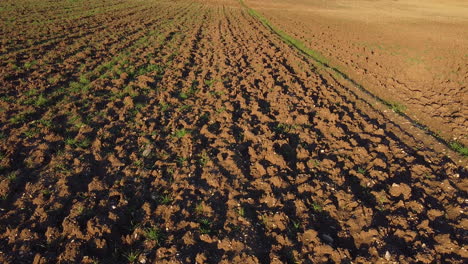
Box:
[0,0,466,263]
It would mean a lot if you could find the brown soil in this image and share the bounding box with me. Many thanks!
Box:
[247,0,468,146]
[0,0,466,263]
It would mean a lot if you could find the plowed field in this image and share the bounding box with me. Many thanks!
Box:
[246,0,468,147]
[0,0,466,263]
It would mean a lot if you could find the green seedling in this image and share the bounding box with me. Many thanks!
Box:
[137,64,164,76]
[209,90,224,97]
[23,128,40,138]
[9,111,32,124]
[34,94,49,107]
[291,220,301,230]
[172,128,188,138]
[70,78,89,93]
[311,202,323,212]
[65,137,77,146]
[237,207,245,217]
[389,101,406,114]
[6,172,17,181]
[199,218,212,234]
[133,160,143,167]
[198,152,209,167]
[65,137,91,149]
[195,202,204,214]
[79,75,90,85]
[179,104,192,111]
[216,107,226,114]
[377,196,387,205]
[357,167,367,175]
[160,103,170,112]
[124,250,140,263]
[24,60,37,69]
[176,156,187,166]
[47,76,59,84]
[188,80,199,95]
[159,194,172,205]
[179,92,188,100]
[75,138,91,148]
[449,141,468,157]
[423,173,435,179]
[274,123,296,134]
[314,159,321,167]
[204,79,216,87]
[144,227,163,244]
[199,113,210,123]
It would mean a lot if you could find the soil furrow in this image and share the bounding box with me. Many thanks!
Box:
[0,0,466,263]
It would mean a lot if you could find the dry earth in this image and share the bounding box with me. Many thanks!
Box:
[247,0,468,146]
[0,0,467,263]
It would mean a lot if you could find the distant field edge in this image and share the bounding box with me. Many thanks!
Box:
[239,0,467,158]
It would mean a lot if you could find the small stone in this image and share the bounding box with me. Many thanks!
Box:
[142,147,151,157]
[321,234,333,244]
[385,251,391,261]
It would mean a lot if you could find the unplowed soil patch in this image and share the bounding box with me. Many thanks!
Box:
[0,0,466,263]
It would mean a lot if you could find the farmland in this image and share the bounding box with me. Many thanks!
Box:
[247,0,468,147]
[0,0,466,263]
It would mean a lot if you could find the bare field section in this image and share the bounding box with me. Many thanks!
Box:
[0,0,467,263]
[247,0,468,146]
